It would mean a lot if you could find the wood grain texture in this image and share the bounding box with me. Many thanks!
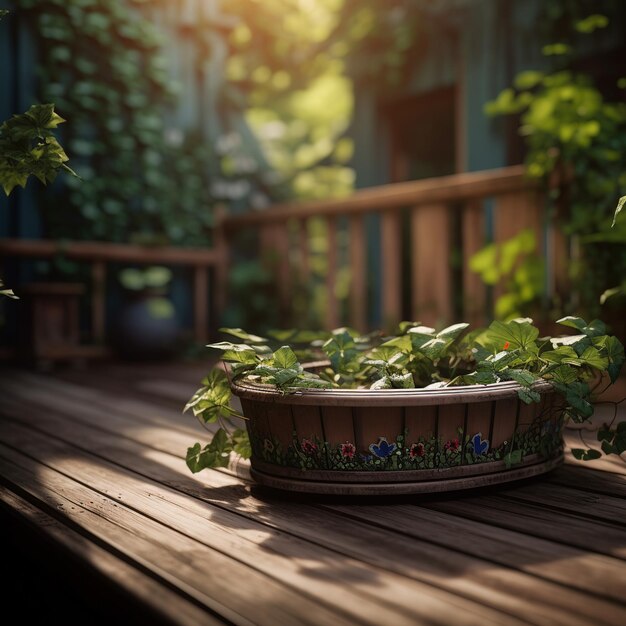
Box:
[1,364,625,626]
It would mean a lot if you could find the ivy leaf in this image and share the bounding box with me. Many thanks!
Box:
[183,370,236,422]
[577,346,608,371]
[371,376,392,389]
[185,428,233,472]
[541,346,581,365]
[594,335,625,383]
[505,368,537,387]
[221,349,259,366]
[484,319,539,351]
[389,372,415,388]
[571,448,602,461]
[517,388,541,404]
[436,323,469,341]
[207,341,257,353]
[420,337,450,361]
[272,346,299,369]
[219,327,268,343]
[364,345,405,366]
[557,316,586,331]
[550,365,579,384]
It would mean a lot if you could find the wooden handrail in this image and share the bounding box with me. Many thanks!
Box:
[0,239,218,266]
[224,164,535,228]
[0,237,223,346]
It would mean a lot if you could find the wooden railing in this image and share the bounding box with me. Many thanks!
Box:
[223,165,564,330]
[1,165,566,354]
[0,237,226,344]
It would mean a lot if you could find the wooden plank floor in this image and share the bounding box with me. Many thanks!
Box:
[1,362,625,626]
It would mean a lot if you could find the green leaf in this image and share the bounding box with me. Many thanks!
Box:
[219,327,268,343]
[206,341,257,353]
[571,448,602,461]
[484,319,539,351]
[595,336,625,383]
[184,369,237,422]
[272,346,299,369]
[577,346,608,371]
[612,196,625,228]
[556,316,586,331]
[505,368,537,387]
[517,388,541,404]
[541,345,581,365]
[436,323,469,341]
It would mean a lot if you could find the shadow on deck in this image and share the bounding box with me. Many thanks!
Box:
[1,361,625,626]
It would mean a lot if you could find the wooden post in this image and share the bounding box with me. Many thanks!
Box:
[380,211,402,329]
[298,218,310,285]
[91,261,106,344]
[461,200,486,327]
[493,190,543,303]
[348,215,367,332]
[193,265,208,344]
[325,215,339,330]
[411,204,452,327]
[213,204,229,331]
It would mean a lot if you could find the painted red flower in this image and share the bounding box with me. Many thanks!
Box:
[340,442,356,459]
[444,438,460,452]
[301,438,318,455]
[409,442,425,458]
[503,341,510,350]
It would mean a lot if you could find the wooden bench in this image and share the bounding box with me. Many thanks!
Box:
[1,363,625,625]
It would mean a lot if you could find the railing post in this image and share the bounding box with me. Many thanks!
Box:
[91,261,106,344]
[462,200,487,327]
[411,204,452,327]
[214,204,229,333]
[325,215,339,330]
[349,215,367,332]
[193,264,209,344]
[381,211,402,329]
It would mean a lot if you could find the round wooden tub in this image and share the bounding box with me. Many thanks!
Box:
[231,379,564,495]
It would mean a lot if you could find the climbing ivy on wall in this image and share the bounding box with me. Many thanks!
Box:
[484,8,626,320]
[12,0,223,246]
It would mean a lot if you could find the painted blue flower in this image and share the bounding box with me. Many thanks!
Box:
[470,432,489,455]
[369,437,397,458]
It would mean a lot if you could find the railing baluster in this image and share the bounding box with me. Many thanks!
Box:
[91,261,106,344]
[325,215,339,330]
[381,212,402,329]
[348,214,366,332]
[193,265,208,343]
[462,199,486,327]
[298,218,310,285]
[411,204,452,327]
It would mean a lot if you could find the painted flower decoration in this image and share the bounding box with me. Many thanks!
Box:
[369,437,397,458]
[263,438,274,453]
[340,442,356,459]
[444,438,460,452]
[409,442,425,458]
[301,438,318,455]
[470,432,489,455]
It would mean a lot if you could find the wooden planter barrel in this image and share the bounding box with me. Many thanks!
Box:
[231,379,565,495]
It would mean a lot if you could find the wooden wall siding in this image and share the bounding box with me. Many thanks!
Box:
[224,165,545,331]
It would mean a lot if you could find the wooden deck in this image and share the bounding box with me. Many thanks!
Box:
[1,362,625,626]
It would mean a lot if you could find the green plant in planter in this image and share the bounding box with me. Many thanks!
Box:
[184,317,624,472]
